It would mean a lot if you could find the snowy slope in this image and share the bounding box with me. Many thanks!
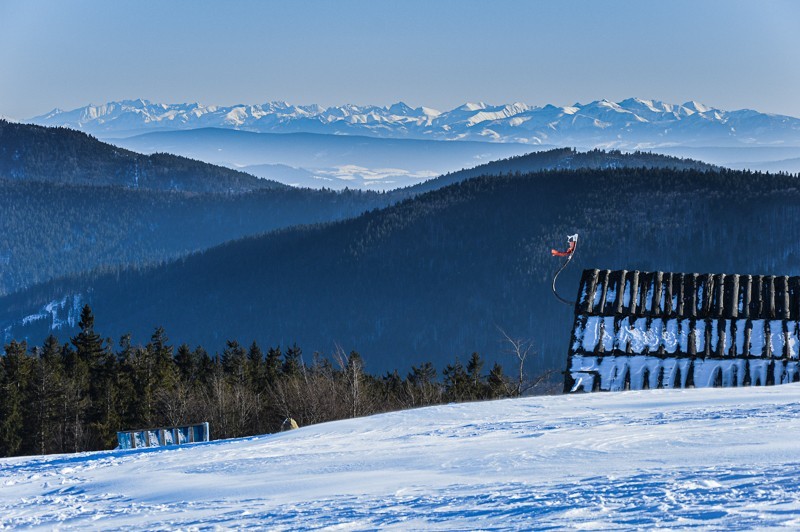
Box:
[3,385,800,529]
[28,97,800,148]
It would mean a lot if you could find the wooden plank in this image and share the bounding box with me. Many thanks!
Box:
[703,318,712,356]
[712,273,725,318]
[606,270,622,315]
[783,320,790,359]
[628,271,640,315]
[597,270,610,314]
[631,272,650,316]
[743,319,752,357]
[715,318,726,357]
[725,274,739,319]
[776,276,790,320]
[586,269,600,314]
[767,275,776,319]
[663,272,674,316]
[740,275,753,319]
[686,319,697,356]
[577,269,596,314]
[675,273,686,317]
[790,277,800,319]
[764,319,773,359]
[750,276,764,318]
[699,274,714,318]
[652,271,664,317]
[684,274,698,319]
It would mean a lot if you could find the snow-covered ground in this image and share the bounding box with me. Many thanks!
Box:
[3,384,800,529]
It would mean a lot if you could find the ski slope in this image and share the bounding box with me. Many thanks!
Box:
[3,384,800,529]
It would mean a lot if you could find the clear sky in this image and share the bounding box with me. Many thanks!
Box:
[2,0,799,119]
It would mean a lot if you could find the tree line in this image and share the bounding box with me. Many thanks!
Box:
[0,305,540,458]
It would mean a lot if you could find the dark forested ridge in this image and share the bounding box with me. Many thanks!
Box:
[0,119,284,192]
[4,166,800,377]
[0,179,387,296]
[0,131,715,297]
[400,147,717,195]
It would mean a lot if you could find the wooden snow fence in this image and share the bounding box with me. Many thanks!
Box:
[116,422,210,450]
[564,269,800,393]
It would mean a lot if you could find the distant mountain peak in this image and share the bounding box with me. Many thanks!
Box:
[682,100,713,113]
[26,98,800,148]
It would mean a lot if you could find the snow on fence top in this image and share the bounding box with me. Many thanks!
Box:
[565,269,800,393]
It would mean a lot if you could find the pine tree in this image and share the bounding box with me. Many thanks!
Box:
[71,305,105,367]
[174,343,195,383]
[115,334,138,431]
[443,358,470,401]
[0,341,34,456]
[265,346,282,385]
[31,336,65,455]
[466,352,486,399]
[71,305,119,448]
[94,339,122,449]
[381,370,404,409]
[147,327,176,387]
[144,326,178,426]
[222,340,247,386]
[487,363,509,398]
[282,344,303,378]
[61,341,90,453]
[246,341,264,391]
[245,341,267,433]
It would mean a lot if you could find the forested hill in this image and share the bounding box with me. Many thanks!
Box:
[0,180,386,296]
[400,147,718,195]
[4,166,800,376]
[0,126,720,298]
[0,120,284,193]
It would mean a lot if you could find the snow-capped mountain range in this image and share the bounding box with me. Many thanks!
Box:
[30,98,800,148]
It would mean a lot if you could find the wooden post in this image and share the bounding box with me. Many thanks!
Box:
[628,271,640,315]
[726,274,739,319]
[652,271,663,317]
[740,275,752,319]
[776,276,789,320]
[684,274,697,319]
[663,272,674,316]
[597,270,610,314]
[790,277,800,319]
[712,273,725,318]
[577,269,598,314]
[612,270,626,315]
[767,275,776,319]
[751,276,764,318]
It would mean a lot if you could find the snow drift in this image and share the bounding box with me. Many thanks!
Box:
[2,385,800,529]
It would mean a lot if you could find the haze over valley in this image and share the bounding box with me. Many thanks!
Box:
[23,97,800,189]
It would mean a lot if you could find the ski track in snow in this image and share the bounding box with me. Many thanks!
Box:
[2,385,800,529]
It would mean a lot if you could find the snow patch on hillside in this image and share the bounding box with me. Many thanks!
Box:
[17,294,83,331]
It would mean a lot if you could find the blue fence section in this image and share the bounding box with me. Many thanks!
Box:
[116,422,210,450]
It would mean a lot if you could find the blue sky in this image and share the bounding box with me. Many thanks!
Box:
[1,0,799,118]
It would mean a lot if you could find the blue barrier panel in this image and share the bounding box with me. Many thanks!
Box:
[117,422,210,450]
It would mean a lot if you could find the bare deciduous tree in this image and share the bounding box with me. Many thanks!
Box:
[497,327,553,396]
